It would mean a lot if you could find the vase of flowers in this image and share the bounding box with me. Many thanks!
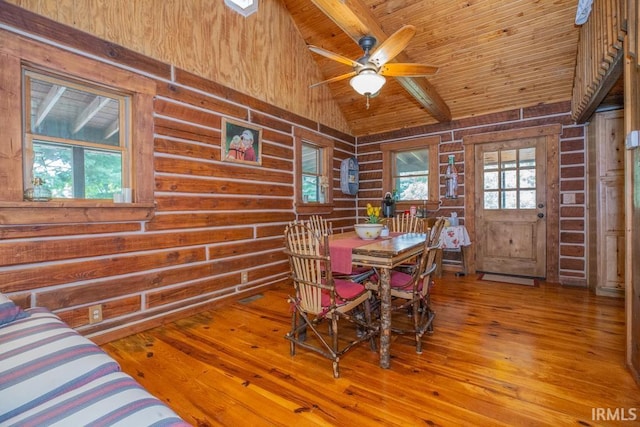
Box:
[354,203,383,240]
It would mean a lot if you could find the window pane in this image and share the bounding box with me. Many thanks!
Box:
[484,171,499,190]
[396,176,428,200]
[502,190,517,209]
[29,75,121,147]
[394,148,428,201]
[519,147,536,167]
[501,150,517,168]
[84,150,122,199]
[33,142,73,198]
[302,175,319,202]
[301,144,319,174]
[484,191,499,209]
[519,169,536,188]
[483,151,499,170]
[396,149,428,176]
[502,170,517,189]
[519,190,536,208]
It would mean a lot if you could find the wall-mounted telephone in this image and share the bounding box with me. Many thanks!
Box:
[340,157,359,195]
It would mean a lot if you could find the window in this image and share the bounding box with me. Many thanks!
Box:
[392,148,429,201]
[381,136,439,206]
[482,147,536,209]
[301,142,327,203]
[24,70,130,200]
[295,128,333,214]
[0,31,155,224]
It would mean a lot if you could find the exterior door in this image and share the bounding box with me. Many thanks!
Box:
[475,137,547,277]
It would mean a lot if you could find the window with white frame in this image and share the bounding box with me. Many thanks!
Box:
[23,69,130,200]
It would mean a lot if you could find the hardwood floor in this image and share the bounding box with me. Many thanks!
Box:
[101,273,639,426]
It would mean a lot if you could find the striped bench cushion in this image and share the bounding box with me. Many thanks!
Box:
[1,371,189,427]
[0,309,121,423]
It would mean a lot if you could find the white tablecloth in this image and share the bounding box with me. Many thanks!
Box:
[439,225,471,250]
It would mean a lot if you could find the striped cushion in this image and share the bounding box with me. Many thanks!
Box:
[0,309,121,422]
[2,371,189,427]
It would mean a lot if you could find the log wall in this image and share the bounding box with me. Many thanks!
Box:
[0,5,357,343]
[357,102,587,285]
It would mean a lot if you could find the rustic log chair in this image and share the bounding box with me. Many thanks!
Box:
[305,216,375,284]
[425,217,446,276]
[386,212,424,233]
[308,214,332,236]
[366,237,440,354]
[283,222,379,378]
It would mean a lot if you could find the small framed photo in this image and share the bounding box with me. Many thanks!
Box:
[221,118,262,166]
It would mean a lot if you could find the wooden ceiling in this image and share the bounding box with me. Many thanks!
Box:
[281,0,582,136]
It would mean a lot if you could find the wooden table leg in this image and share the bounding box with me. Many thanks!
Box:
[379,267,391,369]
[455,245,470,276]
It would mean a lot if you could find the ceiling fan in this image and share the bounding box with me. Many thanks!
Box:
[308,25,438,108]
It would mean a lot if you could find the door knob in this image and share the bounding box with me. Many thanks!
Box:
[537,213,544,218]
[537,203,544,209]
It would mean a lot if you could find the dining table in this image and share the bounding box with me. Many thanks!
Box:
[329,231,428,369]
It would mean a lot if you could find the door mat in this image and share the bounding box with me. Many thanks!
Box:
[479,273,536,286]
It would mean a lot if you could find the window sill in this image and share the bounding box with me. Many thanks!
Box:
[0,201,156,224]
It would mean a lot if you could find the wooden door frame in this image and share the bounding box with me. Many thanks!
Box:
[463,125,561,282]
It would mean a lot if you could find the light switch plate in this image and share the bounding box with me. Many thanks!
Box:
[626,130,640,149]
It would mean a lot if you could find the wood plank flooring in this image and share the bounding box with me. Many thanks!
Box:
[101,273,640,426]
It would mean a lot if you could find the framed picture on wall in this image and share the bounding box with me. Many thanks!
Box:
[221,118,263,166]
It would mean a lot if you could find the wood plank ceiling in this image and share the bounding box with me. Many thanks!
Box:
[281,0,582,137]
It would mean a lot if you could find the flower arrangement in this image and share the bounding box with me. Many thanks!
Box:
[366,203,381,224]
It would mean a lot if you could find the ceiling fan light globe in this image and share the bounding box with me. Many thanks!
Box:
[350,71,386,96]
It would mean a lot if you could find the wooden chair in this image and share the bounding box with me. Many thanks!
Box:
[387,212,424,233]
[283,222,378,378]
[366,238,439,354]
[308,214,332,237]
[304,216,375,283]
[426,217,446,276]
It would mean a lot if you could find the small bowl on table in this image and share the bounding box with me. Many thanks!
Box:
[354,223,383,240]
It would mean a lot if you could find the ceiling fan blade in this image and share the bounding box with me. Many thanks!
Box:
[309,71,357,88]
[308,45,360,68]
[380,63,439,77]
[369,25,416,67]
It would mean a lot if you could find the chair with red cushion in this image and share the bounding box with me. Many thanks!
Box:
[366,237,439,354]
[283,222,378,378]
[305,215,375,283]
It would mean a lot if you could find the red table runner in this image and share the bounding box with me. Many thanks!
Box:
[329,233,403,274]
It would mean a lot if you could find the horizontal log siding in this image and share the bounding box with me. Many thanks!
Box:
[358,102,587,285]
[0,10,357,342]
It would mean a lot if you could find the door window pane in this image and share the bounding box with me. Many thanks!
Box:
[502,190,517,209]
[484,171,499,190]
[484,191,499,209]
[519,190,536,208]
[502,170,517,189]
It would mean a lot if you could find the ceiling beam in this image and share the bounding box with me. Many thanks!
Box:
[35,84,66,128]
[311,0,451,122]
[72,95,111,134]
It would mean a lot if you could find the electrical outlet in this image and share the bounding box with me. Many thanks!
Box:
[241,271,248,284]
[89,304,103,324]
